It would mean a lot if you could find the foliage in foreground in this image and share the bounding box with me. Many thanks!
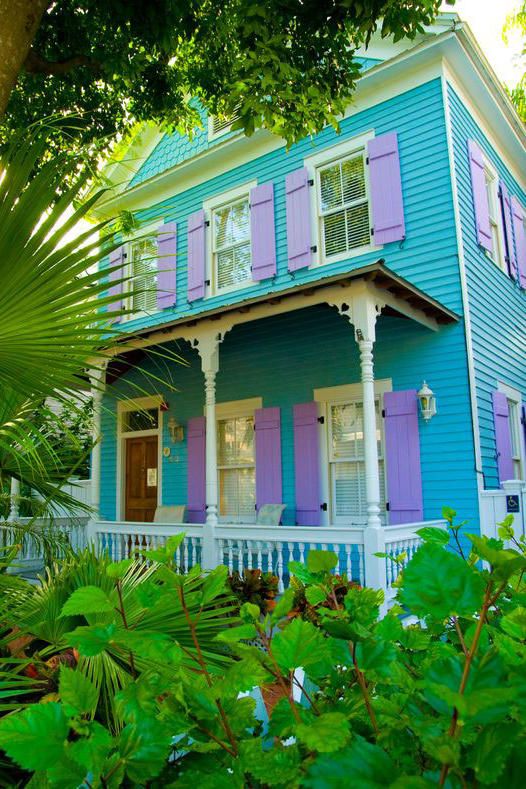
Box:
[0,516,526,787]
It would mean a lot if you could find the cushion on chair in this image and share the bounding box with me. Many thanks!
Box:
[256,504,285,526]
[153,505,187,523]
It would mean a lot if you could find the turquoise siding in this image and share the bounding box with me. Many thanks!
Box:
[101,306,479,531]
[448,84,526,489]
[108,78,464,340]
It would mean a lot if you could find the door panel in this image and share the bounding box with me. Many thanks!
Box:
[125,436,158,521]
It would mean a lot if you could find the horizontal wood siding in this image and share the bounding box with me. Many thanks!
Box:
[447,84,526,489]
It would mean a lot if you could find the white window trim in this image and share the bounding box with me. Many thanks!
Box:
[116,395,164,521]
[482,157,506,273]
[497,382,525,481]
[203,181,257,298]
[122,222,161,321]
[215,397,262,524]
[314,380,392,527]
[304,130,382,267]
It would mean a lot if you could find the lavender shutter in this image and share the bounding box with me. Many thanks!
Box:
[108,246,125,322]
[250,183,276,281]
[293,402,321,526]
[255,407,282,510]
[511,197,526,289]
[367,132,405,245]
[156,222,177,309]
[493,391,514,485]
[187,209,206,302]
[187,416,206,523]
[522,405,526,461]
[498,181,518,280]
[384,390,423,525]
[286,167,312,271]
[467,139,492,253]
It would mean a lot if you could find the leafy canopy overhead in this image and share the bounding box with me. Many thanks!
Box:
[3,0,448,154]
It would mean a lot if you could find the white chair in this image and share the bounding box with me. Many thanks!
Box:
[256,504,286,526]
[153,505,187,524]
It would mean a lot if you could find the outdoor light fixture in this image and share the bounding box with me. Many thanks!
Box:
[417,381,436,422]
[168,416,184,443]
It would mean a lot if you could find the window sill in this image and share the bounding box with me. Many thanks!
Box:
[311,242,381,268]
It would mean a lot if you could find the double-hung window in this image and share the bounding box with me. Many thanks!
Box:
[217,414,256,521]
[484,163,505,271]
[328,399,386,523]
[212,196,252,293]
[317,150,371,260]
[507,397,524,480]
[128,237,158,313]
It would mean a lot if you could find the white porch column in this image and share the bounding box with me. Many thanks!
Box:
[357,336,382,532]
[8,477,20,522]
[88,363,107,527]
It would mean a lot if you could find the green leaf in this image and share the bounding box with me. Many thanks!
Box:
[60,585,115,618]
[65,623,116,656]
[296,712,350,752]
[118,719,173,784]
[59,666,98,715]
[166,532,186,556]
[399,543,485,619]
[307,550,338,574]
[240,602,261,622]
[106,559,133,579]
[215,624,258,643]
[271,587,295,620]
[356,638,397,677]
[0,703,68,770]
[304,735,398,787]
[305,586,327,606]
[416,527,449,546]
[68,721,113,774]
[501,606,526,640]
[288,560,318,585]
[272,617,331,672]
[467,723,515,784]
[201,565,228,605]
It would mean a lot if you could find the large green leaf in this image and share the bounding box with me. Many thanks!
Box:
[272,617,331,673]
[296,713,350,752]
[59,666,99,715]
[60,586,115,618]
[0,703,68,770]
[303,736,398,788]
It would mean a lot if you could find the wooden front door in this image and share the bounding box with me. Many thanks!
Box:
[125,435,158,521]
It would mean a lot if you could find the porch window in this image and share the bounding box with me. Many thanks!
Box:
[212,197,251,292]
[328,400,386,523]
[317,152,371,259]
[217,415,256,521]
[129,237,158,312]
[484,164,505,271]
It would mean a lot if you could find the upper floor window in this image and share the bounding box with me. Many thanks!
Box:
[318,152,370,259]
[483,162,505,272]
[128,237,158,313]
[212,195,252,293]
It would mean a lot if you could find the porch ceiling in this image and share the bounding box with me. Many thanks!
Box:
[106,260,459,365]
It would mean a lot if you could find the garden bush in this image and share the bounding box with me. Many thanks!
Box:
[0,515,525,787]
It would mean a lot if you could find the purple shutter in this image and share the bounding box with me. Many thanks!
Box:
[108,246,125,322]
[467,139,492,253]
[255,407,282,510]
[187,209,206,302]
[286,167,312,271]
[368,132,405,245]
[384,390,423,525]
[187,416,206,523]
[493,391,514,485]
[522,405,526,461]
[250,183,276,281]
[498,181,518,280]
[511,197,526,289]
[156,222,177,309]
[293,402,320,526]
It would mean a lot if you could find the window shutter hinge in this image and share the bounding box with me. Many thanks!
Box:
[366,156,369,165]
[205,279,210,286]
[381,409,385,418]
[205,220,210,227]
[317,415,325,424]
[311,245,317,253]
[386,502,390,511]
[308,178,314,186]
[320,502,328,511]
[123,252,128,260]
[370,228,374,237]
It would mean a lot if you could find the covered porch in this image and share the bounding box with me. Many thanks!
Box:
[89,263,458,596]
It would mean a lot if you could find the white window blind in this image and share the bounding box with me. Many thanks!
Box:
[318,152,370,258]
[130,238,158,312]
[213,198,251,291]
[328,400,386,523]
[484,167,505,271]
[507,398,523,480]
[217,415,255,520]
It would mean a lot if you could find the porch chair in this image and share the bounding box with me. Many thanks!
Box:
[255,504,286,526]
[153,505,187,524]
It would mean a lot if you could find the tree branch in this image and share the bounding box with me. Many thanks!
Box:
[24,48,100,76]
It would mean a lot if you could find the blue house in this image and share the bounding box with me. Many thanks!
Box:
[87,13,526,596]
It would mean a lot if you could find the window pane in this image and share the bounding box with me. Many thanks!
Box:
[131,238,157,312]
[214,200,250,249]
[346,203,370,249]
[333,460,385,518]
[341,155,366,203]
[323,211,347,257]
[123,408,158,432]
[219,468,255,517]
[330,401,382,460]
[218,416,254,466]
[320,164,342,211]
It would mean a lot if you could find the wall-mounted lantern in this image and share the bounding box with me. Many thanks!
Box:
[167,416,185,443]
[417,381,437,422]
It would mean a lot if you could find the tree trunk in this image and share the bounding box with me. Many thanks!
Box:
[0,0,50,119]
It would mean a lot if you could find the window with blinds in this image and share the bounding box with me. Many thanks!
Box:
[212,197,252,292]
[484,166,505,271]
[317,152,371,259]
[507,398,524,480]
[217,415,256,521]
[130,238,158,312]
[328,400,386,523]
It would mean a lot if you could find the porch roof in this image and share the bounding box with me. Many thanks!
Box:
[105,260,459,378]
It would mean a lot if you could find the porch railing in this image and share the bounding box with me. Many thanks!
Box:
[87,518,447,599]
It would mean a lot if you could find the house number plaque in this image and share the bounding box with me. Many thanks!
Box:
[147,468,157,487]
